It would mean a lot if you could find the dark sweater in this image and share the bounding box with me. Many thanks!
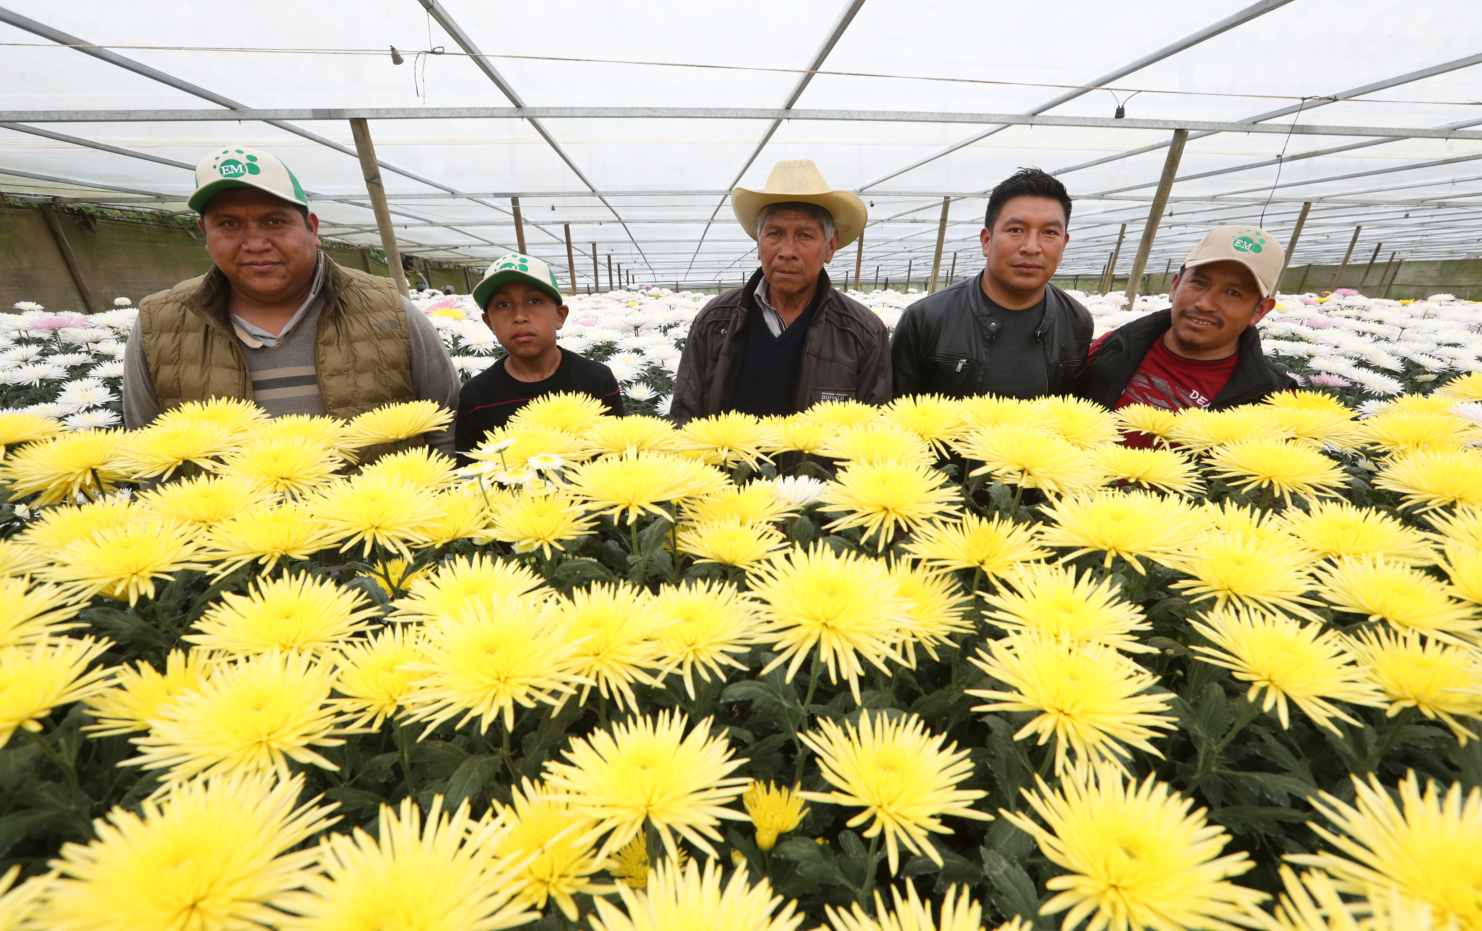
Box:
[730,298,819,417]
[455,348,623,454]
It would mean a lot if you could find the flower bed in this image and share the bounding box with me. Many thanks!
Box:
[0,290,1481,929]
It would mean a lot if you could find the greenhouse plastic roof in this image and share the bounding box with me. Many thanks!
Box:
[2,0,1481,288]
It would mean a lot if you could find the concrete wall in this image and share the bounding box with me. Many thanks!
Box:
[0,202,482,312]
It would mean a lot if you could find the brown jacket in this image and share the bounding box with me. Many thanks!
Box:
[670,269,891,424]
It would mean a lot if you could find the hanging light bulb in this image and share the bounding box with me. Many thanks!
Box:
[390,46,405,65]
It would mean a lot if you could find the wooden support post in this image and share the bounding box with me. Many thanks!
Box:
[1124,129,1188,310]
[905,258,912,291]
[1358,241,1384,292]
[1072,275,1079,290]
[1101,224,1127,295]
[948,251,958,285]
[463,264,475,294]
[607,254,613,291]
[1376,251,1397,297]
[874,265,880,289]
[854,229,864,290]
[1277,201,1311,292]
[1297,264,1312,293]
[357,245,373,273]
[929,196,950,293]
[348,118,409,299]
[1332,225,1362,290]
[591,244,599,294]
[511,197,527,254]
[1383,258,1404,299]
[1162,258,1172,291]
[39,202,99,314]
[563,224,576,295]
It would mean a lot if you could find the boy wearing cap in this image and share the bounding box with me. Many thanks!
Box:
[1076,225,1297,445]
[123,146,461,457]
[454,253,622,454]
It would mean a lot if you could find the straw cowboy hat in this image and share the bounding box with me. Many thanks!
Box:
[732,159,867,248]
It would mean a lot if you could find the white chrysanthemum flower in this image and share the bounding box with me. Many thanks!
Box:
[626,384,657,402]
[64,408,121,430]
[769,475,828,507]
[88,360,125,379]
[58,379,116,407]
[113,297,132,306]
[11,301,42,312]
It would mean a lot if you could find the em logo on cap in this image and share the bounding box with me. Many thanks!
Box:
[472,253,564,309]
[1182,225,1286,299]
[188,146,309,214]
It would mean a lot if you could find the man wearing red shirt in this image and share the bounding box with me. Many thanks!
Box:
[1076,226,1297,446]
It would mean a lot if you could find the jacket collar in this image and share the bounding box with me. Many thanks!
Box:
[741,266,833,324]
[1113,308,1291,405]
[185,250,340,338]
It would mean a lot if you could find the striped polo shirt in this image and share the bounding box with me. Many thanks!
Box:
[229,256,330,416]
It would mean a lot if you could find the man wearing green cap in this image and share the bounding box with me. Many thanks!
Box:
[122,145,461,455]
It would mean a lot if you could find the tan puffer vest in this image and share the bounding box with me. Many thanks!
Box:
[138,255,415,420]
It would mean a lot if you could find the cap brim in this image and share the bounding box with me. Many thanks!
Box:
[1182,256,1276,299]
[188,177,309,214]
[731,189,867,248]
[473,269,563,309]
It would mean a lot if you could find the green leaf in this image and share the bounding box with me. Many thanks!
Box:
[791,514,817,546]
[638,514,673,558]
[1208,805,1309,834]
[551,558,619,588]
[324,786,390,815]
[1218,770,1315,805]
[982,848,1047,930]
[774,836,850,887]
[444,754,504,813]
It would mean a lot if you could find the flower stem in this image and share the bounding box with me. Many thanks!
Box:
[1360,706,1417,774]
[25,727,82,813]
[395,720,417,798]
[791,655,824,786]
[1192,700,1262,790]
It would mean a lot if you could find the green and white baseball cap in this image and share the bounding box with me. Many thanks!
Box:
[473,253,564,309]
[188,146,309,214]
[1183,225,1286,298]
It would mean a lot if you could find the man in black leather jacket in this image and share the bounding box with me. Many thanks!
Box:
[890,168,1092,399]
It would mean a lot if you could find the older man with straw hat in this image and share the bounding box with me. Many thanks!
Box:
[670,159,890,424]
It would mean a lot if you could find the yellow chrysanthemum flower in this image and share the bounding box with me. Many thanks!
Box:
[1375,448,1482,511]
[1349,628,1482,743]
[114,418,239,480]
[605,834,656,889]
[1264,396,1362,450]
[1290,772,1482,931]
[1265,389,1357,416]
[0,410,62,459]
[157,396,268,436]
[493,777,611,920]
[750,545,909,701]
[678,412,776,468]
[489,487,596,557]
[819,459,960,550]
[391,553,546,623]
[126,650,351,784]
[46,519,204,605]
[203,503,333,574]
[218,435,345,496]
[904,513,1049,576]
[1360,410,1474,456]
[584,414,682,456]
[0,540,45,578]
[1265,866,1436,931]
[765,414,831,455]
[311,474,442,558]
[1201,499,1296,550]
[678,517,786,569]
[186,572,379,656]
[1090,444,1204,495]
[970,637,1175,773]
[983,563,1152,653]
[953,424,1104,496]
[343,400,453,446]
[139,472,275,530]
[826,884,984,931]
[510,390,610,435]
[1115,404,1180,447]
[1315,557,1482,645]
[1192,606,1382,733]
[958,395,1043,431]
[1038,491,1206,573]
[567,452,725,524]
[891,562,972,661]
[469,424,589,471]
[743,780,809,852]
[588,857,802,931]
[1432,505,1482,550]
[1173,533,1322,620]
[246,413,356,458]
[83,648,214,737]
[815,422,936,467]
[1281,499,1437,565]
[0,863,50,929]
[0,577,81,648]
[1,428,128,504]
[803,399,881,430]
[1170,406,1291,452]
[423,488,493,547]
[683,482,797,526]
[1434,371,1482,402]
[276,796,536,931]
[0,637,113,747]
[40,771,336,931]
[882,394,966,454]
[651,580,761,699]
[17,497,143,558]
[1039,396,1121,449]
[1441,538,1482,606]
[402,594,583,734]
[541,710,750,860]
[558,582,666,712]
[329,626,426,728]
[1003,763,1266,931]
[800,710,991,874]
[1205,439,1347,505]
[358,445,458,490]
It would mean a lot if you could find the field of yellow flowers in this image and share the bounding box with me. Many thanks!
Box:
[2,383,1482,931]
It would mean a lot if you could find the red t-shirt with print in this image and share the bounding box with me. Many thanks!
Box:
[1089,332,1239,448]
